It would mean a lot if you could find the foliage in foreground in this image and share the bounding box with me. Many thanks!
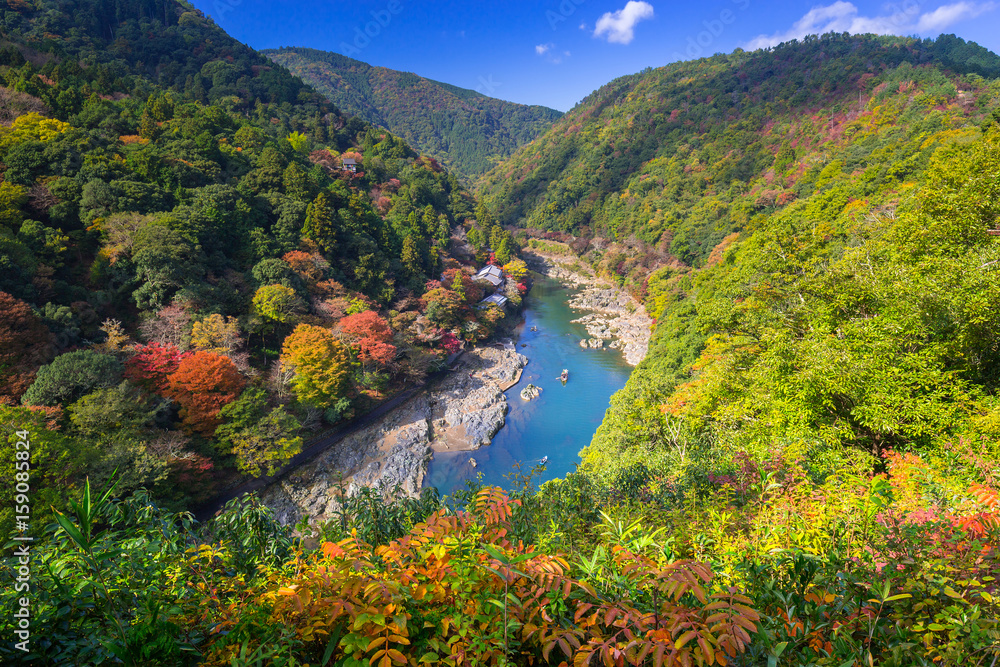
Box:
[0,485,758,666]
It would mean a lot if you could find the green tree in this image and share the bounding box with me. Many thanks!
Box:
[495,236,513,265]
[302,192,337,255]
[131,223,205,311]
[0,406,92,538]
[286,130,309,153]
[69,383,159,437]
[22,350,124,407]
[228,407,303,476]
[252,284,303,326]
[401,235,423,276]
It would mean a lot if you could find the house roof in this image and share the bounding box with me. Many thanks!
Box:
[478,274,502,287]
[342,158,357,165]
[475,265,503,279]
[479,294,508,308]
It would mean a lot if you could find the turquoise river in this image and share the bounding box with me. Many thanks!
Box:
[424,273,635,494]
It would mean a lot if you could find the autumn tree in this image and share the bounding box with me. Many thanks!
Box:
[282,250,327,288]
[338,311,396,367]
[0,291,52,405]
[443,268,483,304]
[281,324,353,408]
[164,351,246,436]
[124,343,192,394]
[503,259,528,281]
[338,311,393,345]
[139,302,193,349]
[421,288,464,329]
[302,192,337,255]
[96,319,131,355]
[191,314,242,355]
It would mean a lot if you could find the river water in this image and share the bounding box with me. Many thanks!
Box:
[424,273,635,494]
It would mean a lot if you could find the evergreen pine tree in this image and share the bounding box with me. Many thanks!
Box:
[303,192,337,255]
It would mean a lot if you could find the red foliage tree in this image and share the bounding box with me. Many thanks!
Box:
[0,291,53,405]
[359,339,397,366]
[338,311,396,367]
[338,311,393,344]
[164,352,246,436]
[439,332,462,354]
[125,343,192,394]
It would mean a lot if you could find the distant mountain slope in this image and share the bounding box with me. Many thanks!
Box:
[477,33,1000,265]
[262,47,563,178]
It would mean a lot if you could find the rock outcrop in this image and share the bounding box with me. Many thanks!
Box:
[259,345,527,527]
[525,250,652,366]
[520,383,542,401]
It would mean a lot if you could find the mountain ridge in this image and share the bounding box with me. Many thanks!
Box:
[262,46,562,178]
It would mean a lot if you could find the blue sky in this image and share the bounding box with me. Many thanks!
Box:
[192,0,1000,111]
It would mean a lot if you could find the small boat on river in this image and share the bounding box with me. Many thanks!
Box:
[560,369,569,383]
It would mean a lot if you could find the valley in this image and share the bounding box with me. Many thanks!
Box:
[0,1,998,664]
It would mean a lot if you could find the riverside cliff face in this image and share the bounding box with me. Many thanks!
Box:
[523,249,652,366]
[261,346,526,527]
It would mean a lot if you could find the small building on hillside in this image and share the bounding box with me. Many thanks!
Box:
[474,265,503,287]
[342,158,357,172]
[479,293,508,308]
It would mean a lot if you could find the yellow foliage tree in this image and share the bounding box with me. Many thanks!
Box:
[191,314,242,355]
[280,324,353,408]
[502,258,528,281]
[97,319,131,354]
[0,112,71,150]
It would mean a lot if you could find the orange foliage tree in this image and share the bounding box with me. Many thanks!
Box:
[282,250,327,289]
[164,351,246,435]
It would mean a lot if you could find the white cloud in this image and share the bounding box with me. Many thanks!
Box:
[536,43,570,64]
[916,1,996,31]
[743,1,996,50]
[593,1,655,45]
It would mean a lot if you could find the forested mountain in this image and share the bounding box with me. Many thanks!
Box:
[262,47,563,177]
[476,31,1000,461]
[0,0,526,547]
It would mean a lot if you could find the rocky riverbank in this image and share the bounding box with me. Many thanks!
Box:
[524,249,652,366]
[260,345,526,527]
